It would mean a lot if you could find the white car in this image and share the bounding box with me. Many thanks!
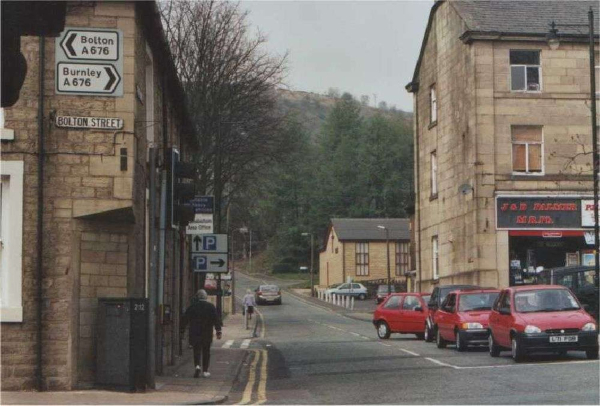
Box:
[325,283,368,300]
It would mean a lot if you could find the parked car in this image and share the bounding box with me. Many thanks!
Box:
[375,285,396,304]
[488,285,599,362]
[537,266,599,322]
[255,284,282,305]
[372,293,429,339]
[326,283,368,300]
[433,289,500,351]
[424,284,480,342]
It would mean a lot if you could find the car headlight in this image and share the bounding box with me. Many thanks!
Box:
[524,325,542,334]
[461,322,483,329]
[582,323,597,332]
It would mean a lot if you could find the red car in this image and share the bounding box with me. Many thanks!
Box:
[372,293,429,339]
[488,285,599,362]
[433,289,500,351]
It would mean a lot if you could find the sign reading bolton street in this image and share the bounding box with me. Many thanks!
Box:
[55,115,124,130]
[55,27,123,97]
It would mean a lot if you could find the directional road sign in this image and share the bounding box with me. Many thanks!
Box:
[186,221,213,235]
[60,29,119,61]
[191,234,228,253]
[190,196,214,214]
[57,63,121,94]
[191,253,228,273]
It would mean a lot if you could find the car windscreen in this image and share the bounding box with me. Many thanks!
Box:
[514,289,580,313]
[260,285,279,292]
[458,292,499,312]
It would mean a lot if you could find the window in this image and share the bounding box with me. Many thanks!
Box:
[395,242,410,276]
[430,151,437,197]
[338,283,349,290]
[0,108,14,141]
[512,126,543,174]
[402,295,420,310]
[351,284,361,289]
[510,50,541,91]
[356,242,369,276]
[442,293,456,312]
[432,236,439,280]
[384,295,401,309]
[0,161,24,322]
[430,85,437,124]
[499,292,511,313]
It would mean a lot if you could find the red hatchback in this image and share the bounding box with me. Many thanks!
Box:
[373,293,428,339]
[433,289,500,351]
[488,285,599,362]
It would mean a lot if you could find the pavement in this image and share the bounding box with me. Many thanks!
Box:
[2,310,257,405]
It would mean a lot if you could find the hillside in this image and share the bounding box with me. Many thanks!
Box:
[276,89,412,137]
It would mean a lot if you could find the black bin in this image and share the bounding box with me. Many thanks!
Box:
[96,298,148,391]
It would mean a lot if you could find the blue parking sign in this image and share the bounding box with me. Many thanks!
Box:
[195,255,207,271]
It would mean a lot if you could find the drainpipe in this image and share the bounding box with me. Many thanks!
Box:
[147,148,157,388]
[36,36,45,392]
[414,94,422,293]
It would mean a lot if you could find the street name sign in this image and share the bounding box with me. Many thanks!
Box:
[55,27,123,97]
[191,234,228,253]
[190,196,214,214]
[55,115,123,130]
[191,253,228,273]
[60,29,119,61]
[186,221,213,235]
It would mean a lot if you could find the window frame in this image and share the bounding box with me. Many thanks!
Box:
[509,50,542,93]
[395,242,410,276]
[511,125,544,176]
[355,242,369,276]
[429,85,437,125]
[432,235,439,280]
[0,108,15,141]
[430,150,438,198]
[0,161,24,322]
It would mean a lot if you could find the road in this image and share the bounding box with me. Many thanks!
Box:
[227,272,600,404]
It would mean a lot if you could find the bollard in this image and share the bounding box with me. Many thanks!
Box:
[333,294,336,305]
[344,295,348,308]
[351,296,355,310]
[346,296,350,309]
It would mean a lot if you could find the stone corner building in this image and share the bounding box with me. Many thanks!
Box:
[407,1,599,292]
[1,1,197,390]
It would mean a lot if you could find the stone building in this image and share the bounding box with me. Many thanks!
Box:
[406,1,599,293]
[319,218,411,287]
[1,1,198,390]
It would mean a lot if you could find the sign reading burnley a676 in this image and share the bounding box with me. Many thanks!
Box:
[57,63,121,94]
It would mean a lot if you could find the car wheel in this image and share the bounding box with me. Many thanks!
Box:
[436,327,446,349]
[415,333,425,340]
[455,331,466,352]
[358,293,366,300]
[424,324,433,342]
[488,333,500,357]
[511,335,525,362]
[377,321,391,339]
[586,347,599,360]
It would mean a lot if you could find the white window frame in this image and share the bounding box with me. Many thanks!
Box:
[432,236,439,280]
[509,50,542,93]
[0,161,24,322]
[0,108,15,141]
[430,150,438,197]
[511,126,544,176]
[430,85,437,124]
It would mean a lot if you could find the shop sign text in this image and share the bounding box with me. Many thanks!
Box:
[496,196,582,230]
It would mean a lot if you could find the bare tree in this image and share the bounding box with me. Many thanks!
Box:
[160,0,292,232]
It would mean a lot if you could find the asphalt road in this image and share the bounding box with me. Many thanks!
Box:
[228,273,600,405]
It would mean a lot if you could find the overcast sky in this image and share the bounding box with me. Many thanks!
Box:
[240,0,434,112]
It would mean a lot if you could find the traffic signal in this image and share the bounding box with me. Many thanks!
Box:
[168,148,196,228]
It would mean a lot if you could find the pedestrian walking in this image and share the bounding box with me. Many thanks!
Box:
[180,289,222,378]
[242,289,256,320]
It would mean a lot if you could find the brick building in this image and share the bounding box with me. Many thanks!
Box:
[1,1,198,390]
[406,1,599,292]
[318,218,411,287]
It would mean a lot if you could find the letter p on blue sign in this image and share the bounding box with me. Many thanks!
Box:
[195,255,207,270]
[203,236,217,251]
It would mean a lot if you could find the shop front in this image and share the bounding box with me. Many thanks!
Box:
[496,195,597,286]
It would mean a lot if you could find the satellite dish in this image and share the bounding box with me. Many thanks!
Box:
[458,183,473,195]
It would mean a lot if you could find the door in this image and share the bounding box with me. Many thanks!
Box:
[351,283,362,297]
[438,294,456,340]
[337,283,350,296]
[494,291,513,347]
[401,295,424,332]
[381,295,403,330]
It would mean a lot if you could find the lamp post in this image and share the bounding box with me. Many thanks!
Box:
[547,8,599,304]
[377,225,392,296]
[302,232,315,297]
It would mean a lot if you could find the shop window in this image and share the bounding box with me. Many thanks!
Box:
[395,242,410,276]
[510,50,541,92]
[0,161,24,322]
[356,242,369,276]
[512,126,543,174]
[430,85,437,124]
[432,236,439,280]
[430,151,438,198]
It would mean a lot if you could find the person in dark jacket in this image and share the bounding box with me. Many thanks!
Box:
[180,289,223,378]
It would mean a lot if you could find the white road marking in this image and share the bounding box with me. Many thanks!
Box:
[399,348,420,356]
[456,359,598,370]
[425,357,459,369]
[241,339,251,349]
[350,332,361,337]
[379,343,392,347]
[222,340,234,349]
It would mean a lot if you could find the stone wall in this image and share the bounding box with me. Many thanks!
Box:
[319,228,344,286]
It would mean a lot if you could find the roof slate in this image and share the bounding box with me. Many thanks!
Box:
[331,218,410,241]
[451,0,599,36]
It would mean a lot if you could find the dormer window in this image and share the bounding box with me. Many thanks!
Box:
[510,50,541,92]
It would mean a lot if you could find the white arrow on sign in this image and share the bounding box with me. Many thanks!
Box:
[57,63,121,94]
[60,30,119,61]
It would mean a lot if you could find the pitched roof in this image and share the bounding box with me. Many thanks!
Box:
[331,218,410,241]
[451,0,599,37]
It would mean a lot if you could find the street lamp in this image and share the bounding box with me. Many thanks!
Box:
[301,232,315,297]
[547,8,599,303]
[377,225,392,296]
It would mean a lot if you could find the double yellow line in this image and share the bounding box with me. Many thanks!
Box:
[239,349,268,404]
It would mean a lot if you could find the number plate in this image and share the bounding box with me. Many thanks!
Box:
[549,335,578,343]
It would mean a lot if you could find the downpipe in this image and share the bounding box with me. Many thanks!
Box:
[36,35,45,392]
